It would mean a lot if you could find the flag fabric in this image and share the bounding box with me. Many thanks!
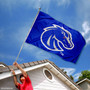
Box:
[26,11,86,63]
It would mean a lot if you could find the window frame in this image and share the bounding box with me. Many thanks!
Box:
[43,68,54,82]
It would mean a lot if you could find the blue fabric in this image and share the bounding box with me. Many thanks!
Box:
[26,11,86,63]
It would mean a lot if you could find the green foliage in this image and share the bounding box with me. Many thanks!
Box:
[78,70,90,80]
[70,75,74,81]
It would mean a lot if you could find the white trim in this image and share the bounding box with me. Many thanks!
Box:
[0,64,5,67]
[77,78,90,85]
[48,63,79,90]
[0,62,49,80]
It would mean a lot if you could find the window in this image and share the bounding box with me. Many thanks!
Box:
[43,68,54,82]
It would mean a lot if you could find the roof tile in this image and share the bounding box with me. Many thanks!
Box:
[19,64,25,68]
[29,62,35,66]
[8,65,18,70]
[23,63,30,68]
[38,60,43,64]
[33,61,38,65]
[0,67,10,73]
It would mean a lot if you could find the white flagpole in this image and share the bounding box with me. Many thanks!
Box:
[15,8,41,62]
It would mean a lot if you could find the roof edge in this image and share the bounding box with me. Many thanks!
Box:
[77,78,90,85]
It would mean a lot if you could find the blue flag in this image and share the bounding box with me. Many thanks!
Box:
[26,11,86,63]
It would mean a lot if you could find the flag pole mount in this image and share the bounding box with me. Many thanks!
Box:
[15,8,41,62]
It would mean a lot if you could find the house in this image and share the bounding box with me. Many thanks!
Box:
[77,78,90,90]
[0,59,81,90]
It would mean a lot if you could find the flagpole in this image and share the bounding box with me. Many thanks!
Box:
[15,8,41,62]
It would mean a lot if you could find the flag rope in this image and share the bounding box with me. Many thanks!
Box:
[15,8,41,62]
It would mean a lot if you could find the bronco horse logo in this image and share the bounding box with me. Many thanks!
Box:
[40,24,74,52]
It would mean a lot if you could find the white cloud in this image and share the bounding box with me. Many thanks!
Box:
[81,21,90,37]
[73,73,81,80]
[14,25,29,42]
[56,0,70,6]
[81,21,90,45]
[0,0,70,11]
[74,0,90,45]
[0,0,50,11]
[35,50,52,60]
[86,37,90,44]
[60,67,82,81]
[23,44,38,53]
[60,67,76,76]
[0,53,24,62]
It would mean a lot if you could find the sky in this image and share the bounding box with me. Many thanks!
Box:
[0,0,90,82]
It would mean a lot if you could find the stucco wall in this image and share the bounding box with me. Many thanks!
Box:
[0,67,72,90]
[79,81,90,90]
[29,67,71,90]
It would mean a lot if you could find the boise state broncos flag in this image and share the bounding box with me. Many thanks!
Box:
[26,11,86,63]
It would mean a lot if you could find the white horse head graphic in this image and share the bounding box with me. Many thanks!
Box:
[41,24,74,52]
